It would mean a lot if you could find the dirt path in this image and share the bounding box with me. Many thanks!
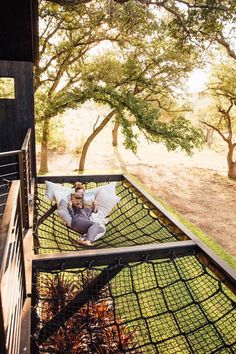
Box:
[129,163,236,258]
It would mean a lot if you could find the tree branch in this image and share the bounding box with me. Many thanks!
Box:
[39,19,64,59]
[93,115,101,131]
[215,32,236,60]
[200,120,228,143]
[218,99,234,141]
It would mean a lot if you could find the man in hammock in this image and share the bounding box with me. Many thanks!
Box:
[68,191,105,246]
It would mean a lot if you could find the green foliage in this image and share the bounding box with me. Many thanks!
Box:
[0,78,15,99]
[76,39,202,153]
[203,59,236,131]
[199,58,236,177]
[161,0,236,51]
[116,112,138,152]
[69,84,204,154]
[209,61,236,101]
[36,0,206,161]
[36,115,67,152]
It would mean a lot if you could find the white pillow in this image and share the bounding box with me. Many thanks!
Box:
[90,210,109,225]
[95,188,120,217]
[45,181,73,202]
[55,182,118,211]
[84,189,99,202]
[54,190,71,206]
[45,181,117,202]
[84,183,116,200]
[45,181,111,202]
[57,199,72,227]
[101,182,116,194]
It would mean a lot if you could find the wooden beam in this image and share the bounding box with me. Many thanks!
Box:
[23,229,33,297]
[33,240,197,271]
[0,181,19,278]
[36,174,124,184]
[19,298,31,354]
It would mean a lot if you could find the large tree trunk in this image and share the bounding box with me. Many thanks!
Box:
[112,121,120,146]
[39,119,50,174]
[227,144,236,179]
[228,162,236,179]
[79,109,116,172]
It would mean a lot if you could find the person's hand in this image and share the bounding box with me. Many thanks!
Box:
[68,200,72,208]
[92,200,97,208]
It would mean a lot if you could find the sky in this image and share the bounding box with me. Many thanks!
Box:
[186,68,209,94]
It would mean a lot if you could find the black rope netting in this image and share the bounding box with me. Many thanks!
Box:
[34,180,180,254]
[32,255,236,354]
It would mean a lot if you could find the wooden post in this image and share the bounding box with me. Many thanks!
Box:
[17,191,27,301]
[0,181,26,354]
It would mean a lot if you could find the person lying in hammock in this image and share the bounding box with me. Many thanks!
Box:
[68,191,105,247]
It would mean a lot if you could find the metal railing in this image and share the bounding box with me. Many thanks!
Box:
[0,181,26,354]
[19,129,33,230]
[0,129,33,229]
[0,152,19,219]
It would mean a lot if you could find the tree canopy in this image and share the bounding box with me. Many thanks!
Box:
[36,0,211,172]
[44,0,236,59]
[201,60,236,178]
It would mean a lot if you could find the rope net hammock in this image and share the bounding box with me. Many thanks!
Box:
[34,180,180,254]
[32,177,236,353]
[33,255,236,353]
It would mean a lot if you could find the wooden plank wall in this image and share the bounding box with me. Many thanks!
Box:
[0,0,38,63]
[0,61,34,151]
[0,61,36,174]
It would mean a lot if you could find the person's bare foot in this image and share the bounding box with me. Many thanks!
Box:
[78,238,93,246]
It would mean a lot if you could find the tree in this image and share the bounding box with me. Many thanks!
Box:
[36,0,168,172]
[36,0,204,173]
[201,62,236,179]
[46,0,236,61]
[68,84,203,170]
[156,1,236,61]
[75,44,203,170]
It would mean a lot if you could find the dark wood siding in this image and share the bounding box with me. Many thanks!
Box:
[0,0,38,63]
[0,60,36,174]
